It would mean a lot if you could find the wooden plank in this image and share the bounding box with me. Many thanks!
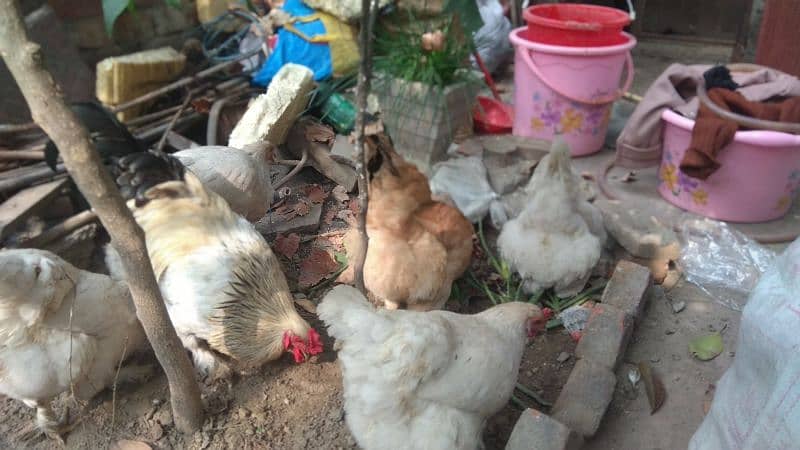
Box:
[0,178,68,240]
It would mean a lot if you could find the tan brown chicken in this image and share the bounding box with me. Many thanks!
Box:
[346,133,474,311]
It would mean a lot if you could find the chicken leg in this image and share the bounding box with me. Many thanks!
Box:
[22,400,80,443]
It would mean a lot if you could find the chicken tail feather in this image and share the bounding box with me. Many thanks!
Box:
[111,151,186,206]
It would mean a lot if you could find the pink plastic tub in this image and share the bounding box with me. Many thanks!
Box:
[509,27,635,156]
[658,109,800,223]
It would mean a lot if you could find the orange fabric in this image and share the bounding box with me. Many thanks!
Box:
[680,88,800,179]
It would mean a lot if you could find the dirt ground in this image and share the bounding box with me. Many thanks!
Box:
[0,299,577,450]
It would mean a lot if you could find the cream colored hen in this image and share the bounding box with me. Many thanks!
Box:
[106,151,320,381]
[319,284,547,450]
[497,137,606,297]
[0,249,147,441]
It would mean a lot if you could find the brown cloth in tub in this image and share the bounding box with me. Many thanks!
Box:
[615,64,800,169]
[680,88,800,179]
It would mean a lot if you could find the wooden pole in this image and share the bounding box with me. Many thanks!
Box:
[0,0,203,433]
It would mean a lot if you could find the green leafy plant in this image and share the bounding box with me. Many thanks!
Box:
[466,221,528,305]
[102,0,182,35]
[374,12,475,88]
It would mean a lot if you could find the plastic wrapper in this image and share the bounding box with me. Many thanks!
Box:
[559,302,594,335]
[429,156,499,223]
[690,237,800,449]
[471,0,513,73]
[678,218,776,311]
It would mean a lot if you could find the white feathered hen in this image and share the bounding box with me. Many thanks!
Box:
[0,249,147,441]
[318,285,547,450]
[497,137,606,297]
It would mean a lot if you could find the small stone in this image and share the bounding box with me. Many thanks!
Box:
[154,408,173,427]
[283,398,290,406]
[283,426,290,434]
[671,300,686,314]
[557,352,571,363]
[238,407,250,419]
[330,134,355,163]
[151,398,162,406]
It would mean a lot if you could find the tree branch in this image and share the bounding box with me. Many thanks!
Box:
[0,0,202,433]
[352,0,380,294]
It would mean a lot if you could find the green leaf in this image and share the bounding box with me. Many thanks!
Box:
[689,333,724,361]
[102,0,132,35]
[164,0,182,8]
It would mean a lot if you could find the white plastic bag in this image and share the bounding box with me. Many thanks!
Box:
[689,237,800,449]
[471,0,513,73]
[429,156,499,223]
[678,218,775,311]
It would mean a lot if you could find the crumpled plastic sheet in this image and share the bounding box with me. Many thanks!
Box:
[429,156,499,223]
[678,218,776,311]
[471,0,513,74]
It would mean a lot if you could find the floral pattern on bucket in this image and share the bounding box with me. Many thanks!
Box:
[659,150,709,206]
[529,91,611,136]
[775,170,800,211]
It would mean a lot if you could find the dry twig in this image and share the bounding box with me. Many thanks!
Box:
[352,0,380,293]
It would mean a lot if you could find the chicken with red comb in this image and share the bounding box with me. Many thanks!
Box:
[105,150,321,380]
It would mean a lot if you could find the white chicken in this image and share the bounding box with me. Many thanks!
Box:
[497,137,606,297]
[106,151,321,381]
[318,285,547,450]
[173,141,274,222]
[0,249,147,441]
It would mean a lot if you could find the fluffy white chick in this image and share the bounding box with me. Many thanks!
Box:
[174,141,273,221]
[318,285,547,450]
[0,249,147,441]
[497,137,605,297]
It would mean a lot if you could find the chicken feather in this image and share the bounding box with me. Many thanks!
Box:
[352,132,474,311]
[0,249,146,441]
[106,151,320,379]
[319,285,546,450]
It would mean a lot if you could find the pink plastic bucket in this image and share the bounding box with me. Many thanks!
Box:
[509,28,635,156]
[659,109,800,223]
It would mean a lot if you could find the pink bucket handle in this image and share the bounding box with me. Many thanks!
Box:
[520,48,634,105]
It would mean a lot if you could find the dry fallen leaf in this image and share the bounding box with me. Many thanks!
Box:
[332,185,349,203]
[294,201,311,217]
[111,441,152,450]
[638,361,666,414]
[348,198,360,215]
[322,208,337,225]
[190,98,213,114]
[273,233,300,258]
[305,122,335,145]
[305,184,328,204]
[298,248,340,288]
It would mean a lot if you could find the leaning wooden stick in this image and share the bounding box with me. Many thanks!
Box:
[0,0,203,433]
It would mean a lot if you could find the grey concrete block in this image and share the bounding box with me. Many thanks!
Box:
[506,408,584,450]
[575,303,633,370]
[601,203,681,261]
[552,359,617,438]
[602,259,653,323]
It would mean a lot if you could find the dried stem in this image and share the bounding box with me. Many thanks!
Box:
[155,92,194,153]
[352,0,380,294]
[0,0,203,433]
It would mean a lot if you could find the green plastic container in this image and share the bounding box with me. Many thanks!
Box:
[319,92,356,134]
